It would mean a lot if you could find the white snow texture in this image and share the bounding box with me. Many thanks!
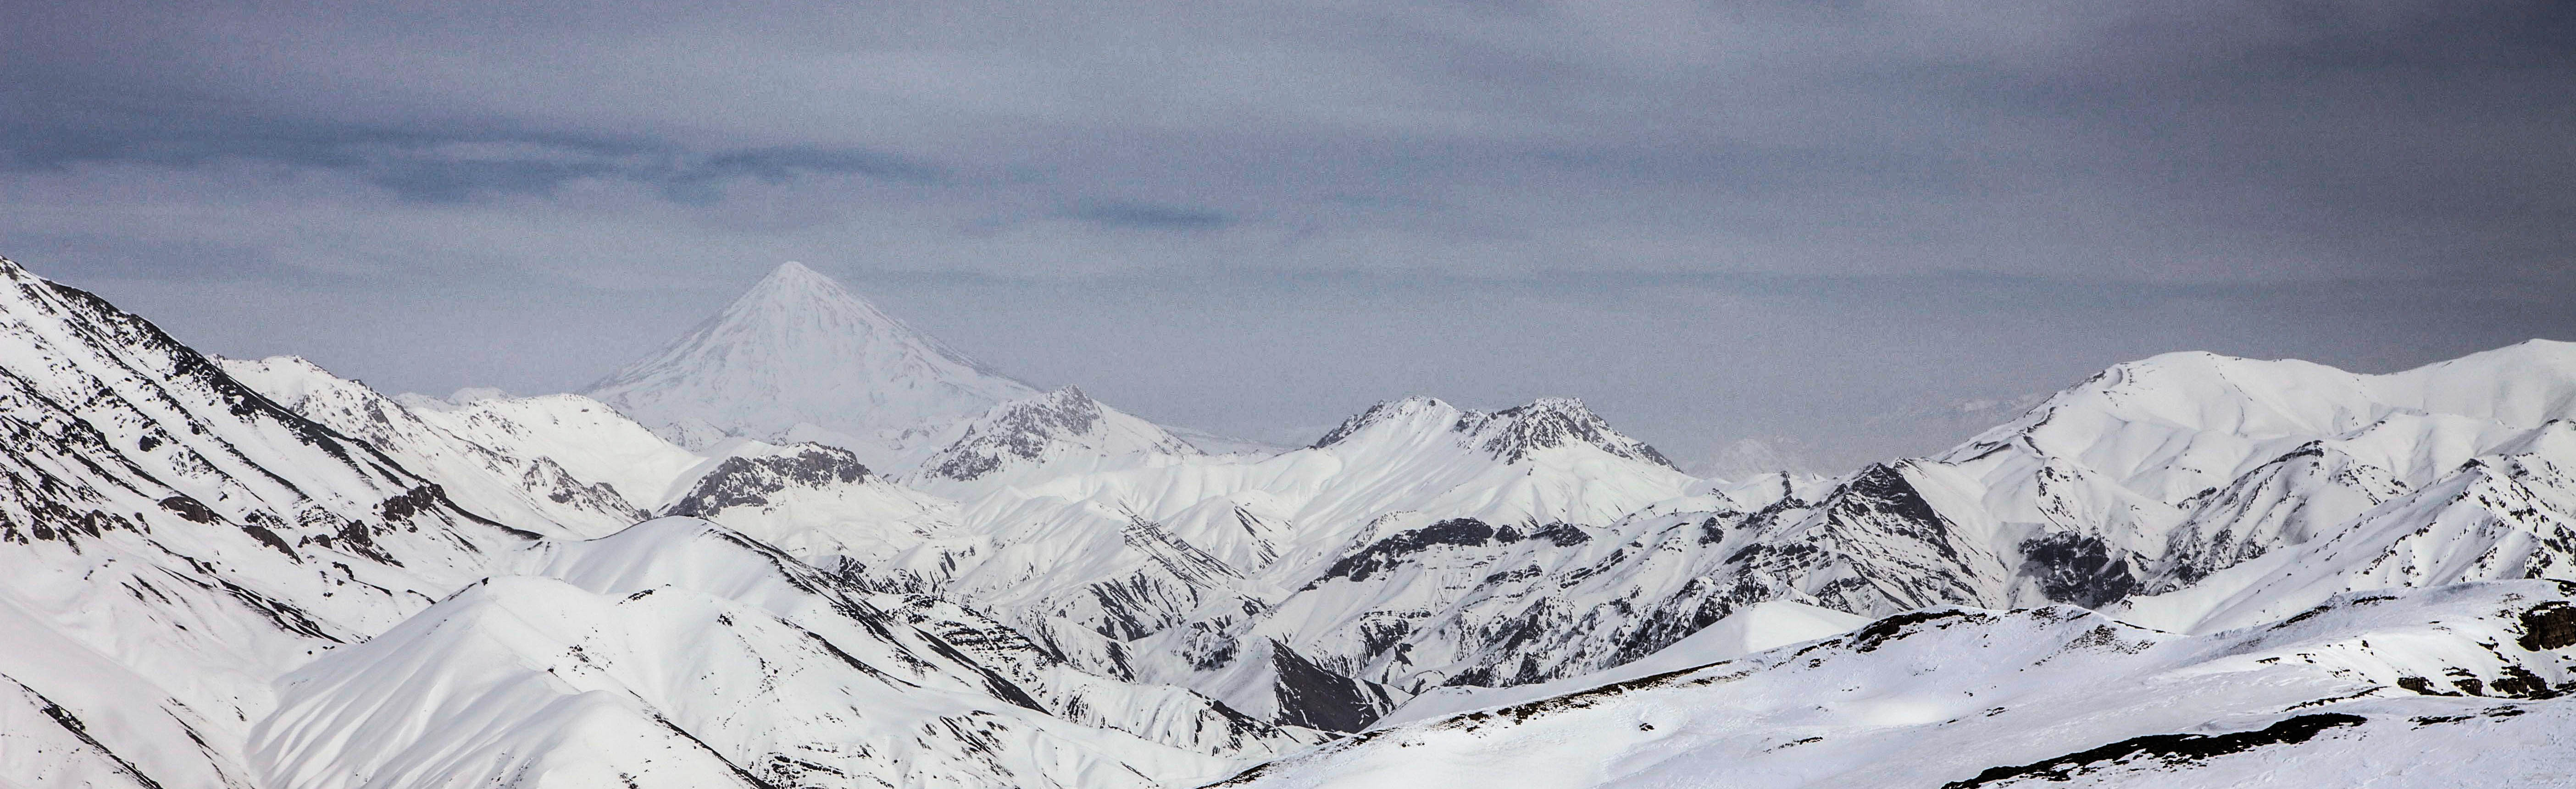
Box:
[4,256,2575,789]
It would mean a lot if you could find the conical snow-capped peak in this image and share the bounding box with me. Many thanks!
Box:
[587,262,1039,463]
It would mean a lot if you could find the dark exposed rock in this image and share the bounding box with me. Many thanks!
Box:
[1523,521,1593,547]
[1695,515,1729,545]
[2517,601,2576,651]
[1833,464,1947,541]
[377,485,444,522]
[308,513,398,566]
[1849,609,1989,653]
[1269,641,1397,733]
[1359,617,1413,658]
[1320,519,1499,583]
[1085,578,1169,641]
[157,496,221,524]
[2413,706,2529,725]
[0,492,137,548]
[235,513,300,561]
[2491,664,2558,698]
[1181,622,1241,672]
[2018,532,2138,609]
[662,446,872,518]
[524,458,647,520]
[1941,713,2367,788]
[1117,511,1243,590]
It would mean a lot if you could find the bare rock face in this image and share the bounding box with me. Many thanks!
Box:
[662,445,874,518]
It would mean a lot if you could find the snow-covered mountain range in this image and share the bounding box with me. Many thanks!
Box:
[7,253,2576,788]
[0,258,1311,789]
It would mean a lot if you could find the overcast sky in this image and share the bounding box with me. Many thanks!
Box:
[6,0,2572,471]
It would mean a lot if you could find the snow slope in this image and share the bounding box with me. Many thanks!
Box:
[2119,420,2576,633]
[251,518,1313,789]
[19,244,2576,789]
[222,356,697,537]
[1373,600,1867,728]
[0,257,1310,789]
[587,262,1041,467]
[1223,580,2576,789]
[1939,343,2576,593]
[657,441,969,571]
[0,257,538,788]
[907,385,1205,499]
[1502,344,2576,640]
[584,331,2576,744]
[843,396,1708,729]
[225,353,985,566]
[852,342,2576,736]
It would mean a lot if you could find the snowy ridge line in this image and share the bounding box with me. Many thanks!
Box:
[0,256,1317,789]
[1216,580,2576,789]
[10,248,2576,787]
[667,335,2576,740]
[0,255,546,789]
[252,517,1317,789]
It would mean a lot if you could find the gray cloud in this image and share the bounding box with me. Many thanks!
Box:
[0,118,944,204]
[1067,201,1235,232]
[2,0,2570,469]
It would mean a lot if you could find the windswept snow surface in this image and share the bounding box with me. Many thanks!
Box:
[14,247,2576,789]
[1374,600,1868,728]
[1223,581,2576,789]
[658,441,970,572]
[0,258,1311,789]
[2117,419,2576,634]
[0,257,536,788]
[908,385,1205,499]
[223,356,691,537]
[252,518,1313,789]
[586,262,1041,467]
[227,354,976,566]
[820,344,2576,735]
[837,395,1710,729]
[1518,342,2576,655]
[1941,343,2576,594]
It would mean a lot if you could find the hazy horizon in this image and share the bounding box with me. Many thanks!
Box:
[8,0,2572,473]
[18,254,2564,476]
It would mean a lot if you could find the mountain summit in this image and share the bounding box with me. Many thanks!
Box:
[588,262,1039,463]
[1312,395,1678,469]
